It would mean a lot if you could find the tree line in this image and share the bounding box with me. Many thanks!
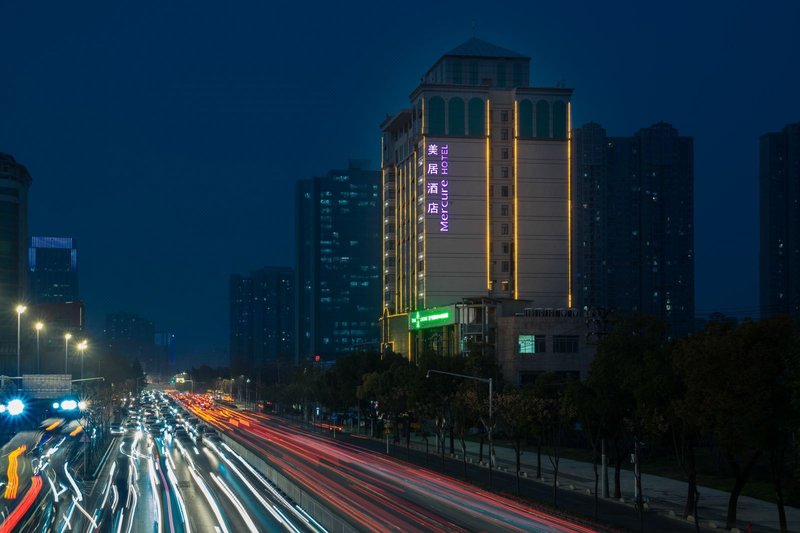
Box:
[270,314,799,533]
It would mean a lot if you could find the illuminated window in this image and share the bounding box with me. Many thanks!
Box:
[519,334,545,353]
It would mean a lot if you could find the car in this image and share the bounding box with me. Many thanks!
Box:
[110,424,124,435]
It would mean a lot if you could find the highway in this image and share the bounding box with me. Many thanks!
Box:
[0,393,322,533]
[182,395,598,533]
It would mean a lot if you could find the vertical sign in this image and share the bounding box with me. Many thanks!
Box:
[426,142,451,232]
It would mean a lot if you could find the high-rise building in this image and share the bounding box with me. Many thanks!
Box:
[296,161,381,361]
[760,122,800,318]
[571,122,694,336]
[229,267,295,374]
[0,152,32,373]
[380,38,573,358]
[29,236,79,303]
[104,312,162,376]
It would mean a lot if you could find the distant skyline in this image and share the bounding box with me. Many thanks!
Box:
[2,1,799,367]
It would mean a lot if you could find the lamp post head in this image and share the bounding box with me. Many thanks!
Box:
[15,305,26,315]
[426,370,431,379]
[35,322,44,331]
[65,333,72,341]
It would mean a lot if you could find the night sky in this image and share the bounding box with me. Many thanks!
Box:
[2,1,799,368]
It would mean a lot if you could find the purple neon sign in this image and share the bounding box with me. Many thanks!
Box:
[426,142,450,232]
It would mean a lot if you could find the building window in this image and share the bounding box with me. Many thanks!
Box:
[448,97,465,135]
[501,223,509,235]
[502,166,509,178]
[519,334,545,354]
[501,110,508,122]
[502,148,509,159]
[501,128,509,140]
[501,261,509,272]
[501,185,509,197]
[501,204,509,216]
[468,98,485,136]
[552,335,579,353]
[501,280,510,291]
[502,242,509,254]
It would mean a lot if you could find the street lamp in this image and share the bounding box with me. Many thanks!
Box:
[77,340,88,380]
[35,322,44,374]
[426,369,494,488]
[64,333,72,374]
[246,378,251,409]
[15,305,26,377]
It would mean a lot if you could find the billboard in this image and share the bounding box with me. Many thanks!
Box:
[409,305,456,331]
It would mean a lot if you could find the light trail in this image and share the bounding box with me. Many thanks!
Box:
[0,475,42,533]
[210,473,259,533]
[3,445,26,499]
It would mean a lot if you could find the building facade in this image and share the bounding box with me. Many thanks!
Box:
[229,267,295,375]
[571,122,694,337]
[380,38,573,359]
[296,161,381,361]
[104,312,163,377]
[29,236,79,303]
[0,152,32,374]
[760,122,800,318]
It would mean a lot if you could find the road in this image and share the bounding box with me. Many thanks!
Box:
[182,397,598,533]
[0,415,320,532]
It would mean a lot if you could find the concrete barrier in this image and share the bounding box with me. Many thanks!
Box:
[220,433,357,533]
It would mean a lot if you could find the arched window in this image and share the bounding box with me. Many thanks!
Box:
[448,97,465,136]
[536,100,550,138]
[519,99,533,138]
[428,97,445,135]
[468,98,485,136]
[552,100,567,139]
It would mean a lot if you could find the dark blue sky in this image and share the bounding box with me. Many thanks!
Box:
[2,1,799,367]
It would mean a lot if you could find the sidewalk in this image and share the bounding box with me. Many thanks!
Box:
[402,432,797,532]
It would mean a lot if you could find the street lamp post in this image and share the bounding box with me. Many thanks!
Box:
[77,340,88,380]
[246,378,251,409]
[426,369,494,488]
[64,333,72,374]
[35,322,44,374]
[15,305,26,377]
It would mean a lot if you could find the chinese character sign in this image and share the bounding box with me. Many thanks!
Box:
[426,142,450,232]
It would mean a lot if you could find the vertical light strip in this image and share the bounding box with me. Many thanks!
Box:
[422,97,427,310]
[567,101,573,308]
[513,100,519,299]
[413,150,418,310]
[486,99,491,291]
[381,136,386,311]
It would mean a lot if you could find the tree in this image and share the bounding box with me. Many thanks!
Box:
[533,372,576,508]
[496,386,535,495]
[566,380,604,519]
[674,318,796,531]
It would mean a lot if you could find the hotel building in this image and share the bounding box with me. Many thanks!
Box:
[380,38,573,360]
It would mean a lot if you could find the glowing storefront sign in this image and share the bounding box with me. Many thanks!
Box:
[426,143,450,232]
[409,305,456,330]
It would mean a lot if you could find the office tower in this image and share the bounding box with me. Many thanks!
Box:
[760,122,800,318]
[104,312,160,375]
[296,161,381,361]
[0,152,32,373]
[572,122,694,337]
[229,267,295,375]
[29,236,79,303]
[380,38,572,357]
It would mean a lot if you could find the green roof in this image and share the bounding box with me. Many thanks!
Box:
[444,37,527,59]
